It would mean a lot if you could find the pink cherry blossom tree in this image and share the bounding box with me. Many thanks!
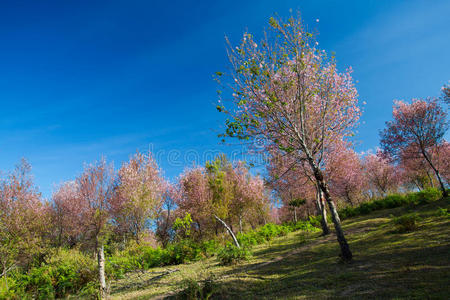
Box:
[325,141,367,206]
[217,15,361,259]
[0,159,49,286]
[362,152,402,198]
[267,152,329,234]
[52,181,88,247]
[111,152,164,244]
[380,98,448,196]
[75,158,115,299]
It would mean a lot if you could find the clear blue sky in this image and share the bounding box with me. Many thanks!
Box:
[0,0,449,199]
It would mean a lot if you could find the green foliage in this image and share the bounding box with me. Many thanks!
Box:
[288,198,306,207]
[392,214,420,233]
[217,244,251,265]
[3,249,98,299]
[178,276,218,300]
[173,213,194,239]
[237,221,318,248]
[405,188,442,205]
[107,239,216,279]
[339,188,442,219]
[437,207,450,217]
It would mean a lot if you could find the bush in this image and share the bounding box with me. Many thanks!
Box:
[437,207,450,217]
[392,214,420,233]
[217,244,251,265]
[406,188,442,205]
[17,249,97,299]
[0,275,27,300]
[200,240,220,258]
[339,189,442,220]
[178,276,218,300]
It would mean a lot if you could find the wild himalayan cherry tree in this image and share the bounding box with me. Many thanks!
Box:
[380,98,448,196]
[111,152,164,244]
[362,152,402,198]
[217,16,361,260]
[0,160,49,287]
[176,156,268,247]
[52,181,88,247]
[227,161,268,232]
[267,153,330,234]
[76,159,115,299]
[325,141,367,206]
[175,167,214,240]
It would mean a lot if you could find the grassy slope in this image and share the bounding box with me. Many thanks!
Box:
[109,198,450,299]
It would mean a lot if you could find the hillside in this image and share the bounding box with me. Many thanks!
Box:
[107,198,450,299]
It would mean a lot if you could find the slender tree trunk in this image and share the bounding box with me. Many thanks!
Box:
[294,207,297,223]
[2,265,8,290]
[239,215,243,233]
[316,186,330,235]
[421,149,448,197]
[309,162,352,260]
[214,215,240,248]
[97,244,107,299]
[426,171,434,188]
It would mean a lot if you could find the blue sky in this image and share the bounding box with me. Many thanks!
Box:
[0,0,449,199]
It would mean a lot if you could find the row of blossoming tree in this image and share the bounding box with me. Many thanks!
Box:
[0,153,269,298]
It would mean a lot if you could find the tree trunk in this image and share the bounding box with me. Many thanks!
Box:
[421,149,448,197]
[310,162,352,261]
[214,215,240,248]
[97,244,107,299]
[239,215,243,233]
[294,207,297,223]
[316,186,330,235]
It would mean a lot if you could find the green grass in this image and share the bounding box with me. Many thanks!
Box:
[108,198,450,299]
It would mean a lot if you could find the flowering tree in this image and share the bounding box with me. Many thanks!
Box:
[380,98,448,196]
[362,152,402,198]
[325,141,367,206]
[267,153,329,234]
[175,167,214,240]
[175,156,269,247]
[217,15,361,259]
[111,152,164,243]
[155,182,177,247]
[227,161,268,233]
[52,181,87,247]
[0,160,49,286]
[76,158,115,299]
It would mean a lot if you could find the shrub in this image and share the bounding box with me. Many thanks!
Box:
[178,276,218,300]
[392,214,420,233]
[437,207,450,217]
[217,244,251,265]
[19,249,97,299]
[200,240,220,257]
[406,188,442,205]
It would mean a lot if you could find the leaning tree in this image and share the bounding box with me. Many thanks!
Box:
[216,15,361,260]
